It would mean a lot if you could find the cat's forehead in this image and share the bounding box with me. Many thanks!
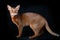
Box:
[9,8,15,10]
[12,7,16,9]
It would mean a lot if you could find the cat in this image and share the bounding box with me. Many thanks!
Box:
[7,5,59,39]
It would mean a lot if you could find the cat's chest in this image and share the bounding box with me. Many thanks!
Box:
[11,16,19,22]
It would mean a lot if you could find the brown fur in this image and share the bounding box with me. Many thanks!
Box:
[7,5,59,39]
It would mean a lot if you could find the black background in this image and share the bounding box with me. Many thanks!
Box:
[0,0,60,40]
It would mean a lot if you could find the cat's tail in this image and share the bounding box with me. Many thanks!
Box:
[45,20,60,37]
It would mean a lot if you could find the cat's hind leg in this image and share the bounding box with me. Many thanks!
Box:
[29,22,44,39]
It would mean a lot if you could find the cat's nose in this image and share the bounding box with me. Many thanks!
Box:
[12,10,16,13]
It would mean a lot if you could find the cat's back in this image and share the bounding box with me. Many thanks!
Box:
[21,12,44,22]
[22,12,40,17]
[21,12,44,19]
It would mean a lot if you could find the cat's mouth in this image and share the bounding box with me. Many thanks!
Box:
[10,13,18,17]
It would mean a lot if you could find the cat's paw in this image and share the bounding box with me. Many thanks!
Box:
[29,36,34,40]
[29,36,33,39]
[16,35,21,38]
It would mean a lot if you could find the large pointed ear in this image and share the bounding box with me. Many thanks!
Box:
[7,5,12,10]
[15,5,20,10]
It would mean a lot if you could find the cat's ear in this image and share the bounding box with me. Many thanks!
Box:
[7,5,12,10]
[15,5,20,10]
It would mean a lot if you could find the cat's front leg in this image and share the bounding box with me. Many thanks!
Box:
[16,24,23,38]
[12,19,23,38]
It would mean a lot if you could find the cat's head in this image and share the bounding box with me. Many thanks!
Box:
[7,5,20,17]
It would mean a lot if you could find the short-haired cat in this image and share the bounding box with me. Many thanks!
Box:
[7,5,59,39]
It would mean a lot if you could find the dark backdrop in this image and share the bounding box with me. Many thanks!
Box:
[0,0,60,40]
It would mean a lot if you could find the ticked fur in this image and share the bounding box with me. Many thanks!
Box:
[7,5,60,39]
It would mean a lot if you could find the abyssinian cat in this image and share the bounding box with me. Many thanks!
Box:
[7,5,59,39]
